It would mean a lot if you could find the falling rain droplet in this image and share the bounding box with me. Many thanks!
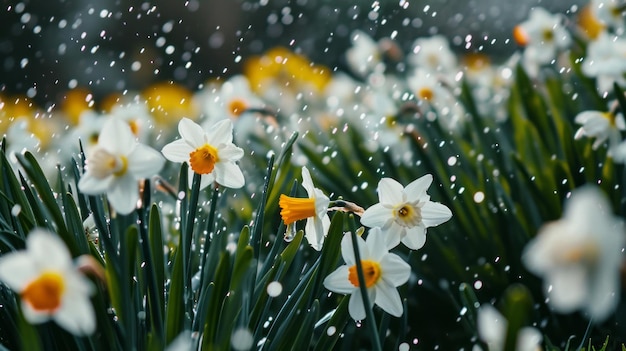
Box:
[266,281,283,297]
[231,328,254,351]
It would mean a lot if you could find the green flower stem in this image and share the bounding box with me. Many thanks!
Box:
[349,230,383,351]
[136,180,164,345]
[199,183,220,282]
[183,172,201,322]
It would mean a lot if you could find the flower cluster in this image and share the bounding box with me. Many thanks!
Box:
[278,168,452,320]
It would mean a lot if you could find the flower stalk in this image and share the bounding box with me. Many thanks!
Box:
[349,230,382,351]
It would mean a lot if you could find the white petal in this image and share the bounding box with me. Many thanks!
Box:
[382,227,402,250]
[348,293,367,321]
[348,289,375,321]
[300,166,315,196]
[379,254,411,286]
[546,267,587,313]
[477,305,506,348]
[0,252,39,289]
[205,119,234,146]
[107,175,138,215]
[78,173,114,195]
[360,204,392,228]
[314,190,330,217]
[341,232,370,265]
[21,301,51,325]
[401,225,426,250]
[178,117,206,148]
[98,118,135,154]
[403,174,433,202]
[517,327,542,351]
[377,178,404,204]
[198,172,216,191]
[217,144,244,161]
[28,230,73,269]
[161,139,194,163]
[374,280,403,317]
[127,144,165,178]
[55,292,96,335]
[323,266,355,294]
[586,271,620,321]
[365,228,388,261]
[305,217,325,251]
[421,201,452,227]
[213,162,245,189]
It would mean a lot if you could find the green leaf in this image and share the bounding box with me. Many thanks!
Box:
[314,296,350,351]
[165,248,185,344]
[500,284,534,351]
[201,252,231,350]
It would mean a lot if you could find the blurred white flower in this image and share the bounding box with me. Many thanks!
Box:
[477,304,542,351]
[590,0,626,34]
[79,117,165,214]
[581,32,626,93]
[409,35,458,77]
[278,166,330,251]
[107,98,155,144]
[161,117,245,190]
[198,75,265,123]
[522,186,625,321]
[346,30,383,77]
[323,228,411,320]
[514,7,571,75]
[360,175,452,250]
[0,229,95,335]
[574,109,625,152]
[406,68,466,131]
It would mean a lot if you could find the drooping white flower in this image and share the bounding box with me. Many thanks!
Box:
[522,186,625,321]
[278,166,330,250]
[361,175,452,250]
[581,32,626,93]
[574,109,625,152]
[0,229,96,335]
[477,304,542,351]
[78,117,165,214]
[323,228,411,320]
[513,7,571,75]
[161,117,245,190]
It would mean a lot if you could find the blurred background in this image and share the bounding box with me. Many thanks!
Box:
[0,0,585,108]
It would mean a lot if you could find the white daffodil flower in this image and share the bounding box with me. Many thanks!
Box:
[581,32,626,93]
[522,186,625,322]
[161,117,245,190]
[323,228,411,320]
[477,304,542,351]
[513,7,571,76]
[590,0,626,34]
[278,166,330,251]
[78,117,165,214]
[406,68,466,131]
[360,175,452,250]
[574,109,625,152]
[0,229,96,335]
[345,30,383,77]
[409,35,458,76]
